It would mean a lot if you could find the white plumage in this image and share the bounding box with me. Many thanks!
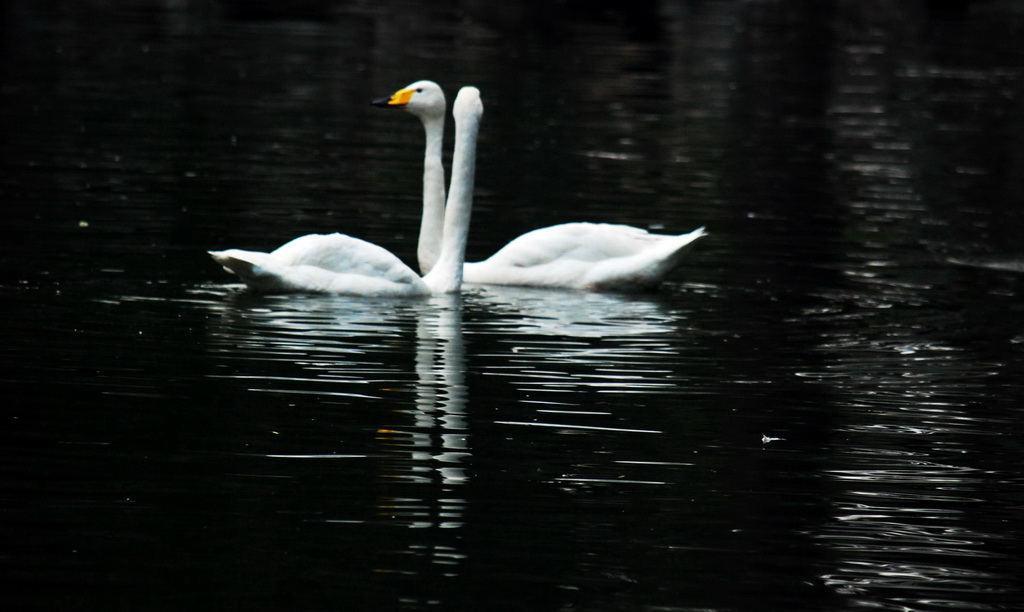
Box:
[378,80,707,291]
[210,85,484,296]
[463,223,706,291]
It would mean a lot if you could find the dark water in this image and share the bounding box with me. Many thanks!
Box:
[4,1,1024,610]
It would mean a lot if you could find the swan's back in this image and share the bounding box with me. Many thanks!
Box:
[485,223,668,265]
[463,223,706,291]
[210,233,428,296]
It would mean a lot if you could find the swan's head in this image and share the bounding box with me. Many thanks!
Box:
[452,86,483,119]
[371,80,445,120]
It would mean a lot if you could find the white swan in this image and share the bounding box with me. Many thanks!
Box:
[375,80,706,292]
[372,80,448,275]
[209,86,483,296]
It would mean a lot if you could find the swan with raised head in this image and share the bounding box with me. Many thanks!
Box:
[371,80,448,275]
[374,80,706,292]
[209,86,483,296]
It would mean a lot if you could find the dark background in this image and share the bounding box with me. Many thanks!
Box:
[2,1,1024,610]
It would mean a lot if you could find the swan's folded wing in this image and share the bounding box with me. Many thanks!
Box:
[269,233,422,282]
[482,223,666,267]
[464,223,706,290]
[211,233,427,295]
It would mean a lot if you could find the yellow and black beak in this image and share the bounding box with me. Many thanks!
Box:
[371,87,415,109]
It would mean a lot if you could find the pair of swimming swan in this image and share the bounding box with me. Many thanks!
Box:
[209,81,706,296]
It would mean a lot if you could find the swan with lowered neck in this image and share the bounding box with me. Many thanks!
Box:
[374,80,706,291]
[208,86,483,296]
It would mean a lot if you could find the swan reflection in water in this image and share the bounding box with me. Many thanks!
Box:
[202,289,471,586]
[406,296,469,491]
[467,284,691,400]
[199,282,696,589]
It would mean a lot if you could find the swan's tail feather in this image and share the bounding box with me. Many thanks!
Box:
[647,226,707,280]
[209,249,285,292]
[209,250,260,278]
[583,226,708,291]
[210,250,249,275]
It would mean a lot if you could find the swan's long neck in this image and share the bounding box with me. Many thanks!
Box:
[423,88,482,294]
[418,113,446,275]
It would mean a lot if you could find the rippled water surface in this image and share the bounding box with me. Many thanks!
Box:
[3,1,1024,610]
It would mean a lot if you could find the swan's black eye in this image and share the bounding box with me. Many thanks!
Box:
[416,88,423,93]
